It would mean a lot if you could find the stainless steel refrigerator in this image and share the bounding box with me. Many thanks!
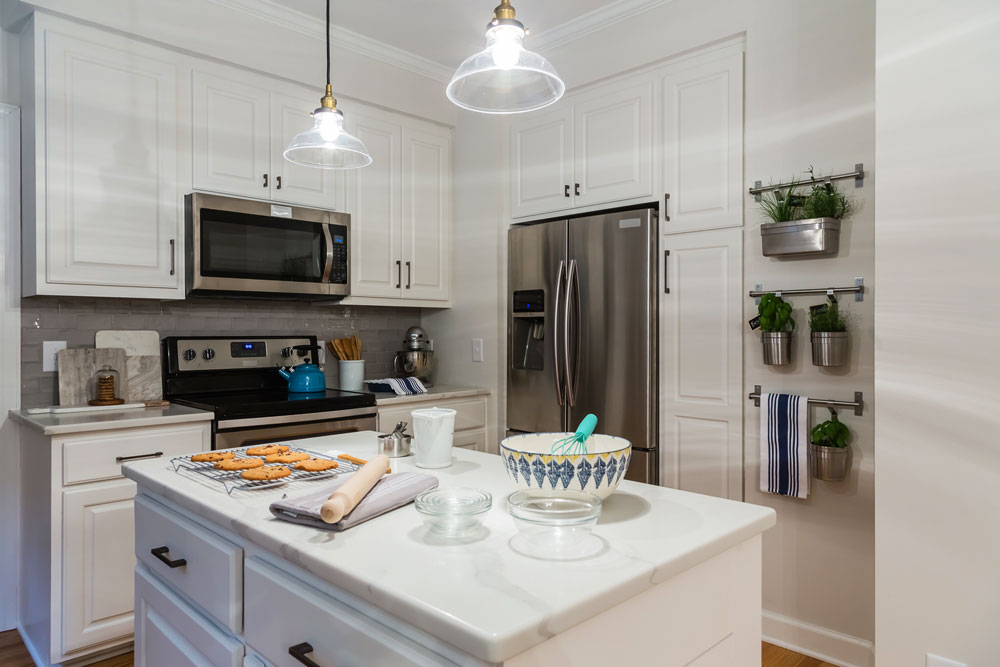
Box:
[507,206,658,484]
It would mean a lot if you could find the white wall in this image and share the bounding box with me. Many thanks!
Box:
[874,1,1000,664]
[442,1,877,663]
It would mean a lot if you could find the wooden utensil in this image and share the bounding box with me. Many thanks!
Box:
[320,454,390,523]
[329,336,363,361]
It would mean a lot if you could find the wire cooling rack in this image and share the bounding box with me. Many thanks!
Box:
[171,445,363,495]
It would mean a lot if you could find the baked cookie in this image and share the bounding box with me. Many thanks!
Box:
[191,451,235,463]
[246,444,291,456]
[294,459,338,472]
[265,451,311,463]
[215,458,266,471]
[241,466,291,481]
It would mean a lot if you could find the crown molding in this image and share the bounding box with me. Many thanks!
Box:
[204,0,454,83]
[532,0,678,52]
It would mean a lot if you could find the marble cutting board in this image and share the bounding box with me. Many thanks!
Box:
[57,347,129,405]
[95,330,160,356]
[125,355,163,402]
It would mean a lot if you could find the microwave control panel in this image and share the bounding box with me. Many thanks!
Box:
[330,223,348,284]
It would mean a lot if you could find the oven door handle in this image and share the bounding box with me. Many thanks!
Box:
[321,224,334,284]
[217,407,378,430]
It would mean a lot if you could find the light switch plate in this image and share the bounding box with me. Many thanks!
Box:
[472,338,484,362]
[43,341,67,372]
[927,654,966,667]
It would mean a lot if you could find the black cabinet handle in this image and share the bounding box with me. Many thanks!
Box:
[405,261,411,289]
[664,193,671,221]
[116,451,163,463]
[276,175,282,190]
[169,240,175,276]
[575,183,580,196]
[289,642,321,667]
[564,184,570,198]
[395,260,401,288]
[151,546,186,568]
[263,173,269,188]
[664,250,670,294]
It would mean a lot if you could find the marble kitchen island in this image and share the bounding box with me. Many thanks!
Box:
[123,432,775,666]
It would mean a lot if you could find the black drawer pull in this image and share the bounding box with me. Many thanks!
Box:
[116,451,163,463]
[151,546,186,568]
[289,642,321,667]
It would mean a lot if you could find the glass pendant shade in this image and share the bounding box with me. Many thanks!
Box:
[447,23,565,114]
[283,107,372,169]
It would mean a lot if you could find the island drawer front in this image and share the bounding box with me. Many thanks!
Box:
[62,423,209,485]
[453,429,487,451]
[378,397,487,433]
[135,564,244,667]
[244,558,452,667]
[134,495,244,633]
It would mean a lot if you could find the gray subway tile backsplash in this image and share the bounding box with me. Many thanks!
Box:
[20,296,420,408]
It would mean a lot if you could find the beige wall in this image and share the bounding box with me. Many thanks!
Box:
[874,1,1000,664]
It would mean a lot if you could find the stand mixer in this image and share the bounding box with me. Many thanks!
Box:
[393,326,434,386]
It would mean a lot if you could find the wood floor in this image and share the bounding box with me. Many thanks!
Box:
[1,630,834,666]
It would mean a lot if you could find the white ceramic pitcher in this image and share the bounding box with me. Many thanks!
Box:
[411,407,457,469]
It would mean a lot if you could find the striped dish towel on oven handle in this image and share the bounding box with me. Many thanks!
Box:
[759,393,810,499]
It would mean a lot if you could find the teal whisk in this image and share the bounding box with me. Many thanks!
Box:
[551,414,598,456]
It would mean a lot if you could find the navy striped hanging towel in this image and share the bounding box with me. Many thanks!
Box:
[759,393,809,499]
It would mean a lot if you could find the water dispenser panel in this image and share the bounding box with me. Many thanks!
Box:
[513,289,544,314]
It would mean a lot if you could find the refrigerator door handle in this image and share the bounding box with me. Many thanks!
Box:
[565,258,581,406]
[553,260,566,406]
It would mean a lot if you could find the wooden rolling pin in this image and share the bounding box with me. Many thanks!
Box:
[320,454,390,524]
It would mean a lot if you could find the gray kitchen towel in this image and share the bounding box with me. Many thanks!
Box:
[269,472,438,531]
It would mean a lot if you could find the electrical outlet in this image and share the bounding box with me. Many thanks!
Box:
[43,340,67,372]
[471,338,484,362]
[927,655,965,667]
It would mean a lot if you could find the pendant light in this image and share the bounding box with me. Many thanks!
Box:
[446,0,565,114]
[284,0,372,169]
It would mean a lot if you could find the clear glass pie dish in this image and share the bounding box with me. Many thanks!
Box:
[506,489,603,558]
[414,487,492,537]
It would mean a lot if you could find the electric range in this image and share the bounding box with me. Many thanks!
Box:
[163,335,377,449]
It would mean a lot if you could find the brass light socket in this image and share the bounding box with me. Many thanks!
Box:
[320,83,338,111]
[493,0,516,21]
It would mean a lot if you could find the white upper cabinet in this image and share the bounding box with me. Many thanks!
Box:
[22,15,187,298]
[573,78,655,208]
[401,126,451,301]
[660,50,744,233]
[192,71,270,200]
[509,105,574,217]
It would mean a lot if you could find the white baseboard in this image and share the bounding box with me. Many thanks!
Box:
[762,610,874,667]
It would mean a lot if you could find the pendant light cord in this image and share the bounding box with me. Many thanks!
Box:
[326,0,331,86]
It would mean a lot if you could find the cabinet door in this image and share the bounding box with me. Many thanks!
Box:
[659,228,743,500]
[661,51,743,233]
[347,112,402,298]
[192,70,271,200]
[573,77,655,207]
[62,479,137,652]
[509,105,574,217]
[42,29,181,292]
[401,125,451,301]
[270,89,346,209]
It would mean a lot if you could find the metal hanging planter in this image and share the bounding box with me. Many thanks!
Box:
[811,331,849,367]
[761,217,841,257]
[810,444,848,481]
[761,331,792,365]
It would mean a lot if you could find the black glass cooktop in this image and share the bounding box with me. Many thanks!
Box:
[172,388,375,420]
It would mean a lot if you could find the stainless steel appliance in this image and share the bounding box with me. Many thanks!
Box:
[185,193,350,299]
[507,206,658,484]
[163,335,376,449]
[393,325,434,385]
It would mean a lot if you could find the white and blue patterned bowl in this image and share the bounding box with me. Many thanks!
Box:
[500,433,632,499]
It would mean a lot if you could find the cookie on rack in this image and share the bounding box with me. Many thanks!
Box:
[215,457,266,471]
[246,444,291,457]
[294,459,338,472]
[241,466,291,481]
[265,451,311,464]
[191,451,235,463]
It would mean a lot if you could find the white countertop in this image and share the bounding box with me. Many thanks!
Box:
[372,384,490,406]
[123,432,775,663]
[9,403,214,435]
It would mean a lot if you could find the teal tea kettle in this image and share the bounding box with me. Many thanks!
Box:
[277,345,326,393]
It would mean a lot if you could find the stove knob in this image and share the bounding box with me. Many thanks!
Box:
[202,348,216,361]
[281,346,293,358]
[182,349,196,362]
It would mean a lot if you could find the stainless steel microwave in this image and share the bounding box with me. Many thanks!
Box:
[185,193,350,300]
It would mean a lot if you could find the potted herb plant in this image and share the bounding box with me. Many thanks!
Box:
[809,296,848,367]
[758,292,794,365]
[758,171,853,257]
[810,411,849,481]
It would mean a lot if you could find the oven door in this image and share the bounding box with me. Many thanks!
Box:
[213,408,377,450]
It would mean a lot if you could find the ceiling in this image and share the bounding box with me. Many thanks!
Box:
[270,0,611,68]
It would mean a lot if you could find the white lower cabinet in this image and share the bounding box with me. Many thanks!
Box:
[135,565,244,667]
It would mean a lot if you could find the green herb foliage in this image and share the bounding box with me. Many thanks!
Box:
[757,183,801,223]
[809,296,847,333]
[802,182,853,220]
[811,412,850,448]
[758,293,795,332]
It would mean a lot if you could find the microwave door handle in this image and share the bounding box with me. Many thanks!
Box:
[321,224,334,283]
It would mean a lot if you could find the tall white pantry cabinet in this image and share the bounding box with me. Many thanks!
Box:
[19,12,452,306]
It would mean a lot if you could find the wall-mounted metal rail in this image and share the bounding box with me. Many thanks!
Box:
[750,163,865,201]
[749,385,864,416]
[751,278,864,302]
